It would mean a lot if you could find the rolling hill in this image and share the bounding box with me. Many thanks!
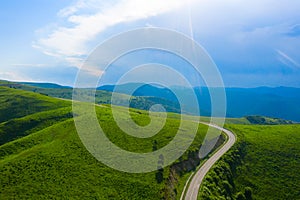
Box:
[0,85,224,199]
[0,82,299,199]
[0,81,182,114]
[19,82,71,89]
[198,124,300,199]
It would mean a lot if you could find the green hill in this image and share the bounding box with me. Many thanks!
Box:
[0,86,70,123]
[19,82,71,89]
[0,81,182,114]
[0,107,72,145]
[1,82,298,199]
[0,86,224,199]
[198,124,300,199]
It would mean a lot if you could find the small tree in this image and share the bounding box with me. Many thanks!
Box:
[244,187,253,200]
[155,154,164,183]
[236,192,246,200]
[152,140,158,151]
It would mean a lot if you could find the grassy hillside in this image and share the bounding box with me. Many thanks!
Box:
[198,124,300,199]
[0,86,224,199]
[0,86,70,123]
[0,119,166,199]
[1,82,297,199]
[0,81,182,114]
[0,107,72,145]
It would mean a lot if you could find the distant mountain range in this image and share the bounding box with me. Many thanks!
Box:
[19,82,72,89]
[98,83,300,122]
[1,80,299,122]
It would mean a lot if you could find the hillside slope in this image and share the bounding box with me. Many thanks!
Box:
[0,86,70,123]
[198,124,300,199]
[0,87,222,199]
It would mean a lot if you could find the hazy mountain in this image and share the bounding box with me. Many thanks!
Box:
[98,83,300,122]
[19,82,71,89]
[2,80,299,121]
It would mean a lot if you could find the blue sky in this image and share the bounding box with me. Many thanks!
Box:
[1,0,300,87]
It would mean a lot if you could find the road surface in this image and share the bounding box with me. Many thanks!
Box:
[182,122,236,200]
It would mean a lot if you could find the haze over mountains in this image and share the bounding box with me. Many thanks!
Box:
[99,83,300,122]
[5,80,299,122]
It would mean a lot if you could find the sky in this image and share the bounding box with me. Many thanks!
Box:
[1,0,300,87]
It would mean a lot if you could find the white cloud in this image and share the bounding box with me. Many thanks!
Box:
[34,0,190,67]
[30,0,300,87]
[57,0,89,17]
[0,72,33,82]
[11,63,49,67]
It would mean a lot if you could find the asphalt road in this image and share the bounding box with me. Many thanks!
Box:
[182,122,236,200]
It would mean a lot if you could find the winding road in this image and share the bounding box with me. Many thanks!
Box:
[181,122,236,200]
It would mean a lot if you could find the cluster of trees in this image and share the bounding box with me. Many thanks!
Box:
[245,115,293,125]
